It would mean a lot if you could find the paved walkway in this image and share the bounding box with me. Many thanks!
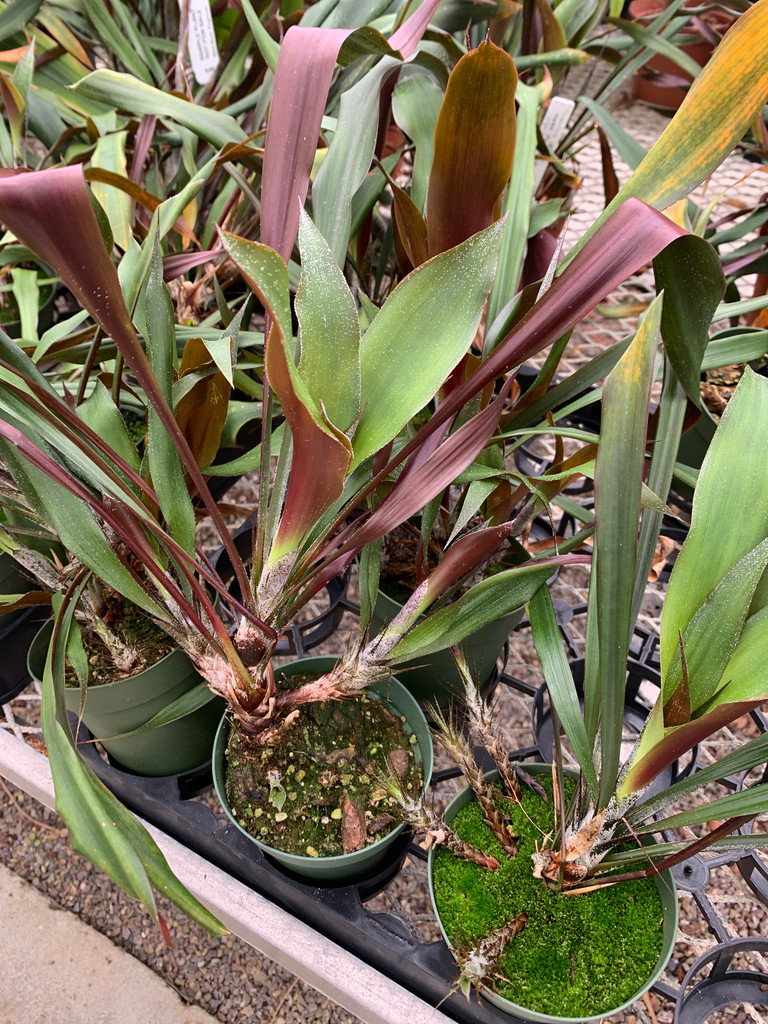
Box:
[0,863,219,1024]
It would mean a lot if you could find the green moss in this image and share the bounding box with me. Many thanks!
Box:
[432,779,666,1018]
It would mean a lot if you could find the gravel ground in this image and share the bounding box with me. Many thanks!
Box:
[0,775,361,1024]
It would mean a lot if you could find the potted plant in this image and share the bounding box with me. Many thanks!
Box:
[0,451,226,774]
[0,0,765,941]
[407,356,768,1021]
[627,0,736,110]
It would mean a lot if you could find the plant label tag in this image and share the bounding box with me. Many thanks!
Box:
[533,96,576,189]
[183,0,218,85]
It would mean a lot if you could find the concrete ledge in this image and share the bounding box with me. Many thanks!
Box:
[0,862,220,1024]
[0,729,452,1024]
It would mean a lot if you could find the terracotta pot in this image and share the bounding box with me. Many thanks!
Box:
[629,0,735,110]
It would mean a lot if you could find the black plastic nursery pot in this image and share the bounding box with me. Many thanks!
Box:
[0,551,36,629]
[27,621,224,776]
[212,655,433,884]
[0,605,49,704]
[428,765,679,1023]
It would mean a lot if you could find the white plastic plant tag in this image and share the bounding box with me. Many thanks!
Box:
[533,96,576,189]
[182,0,218,85]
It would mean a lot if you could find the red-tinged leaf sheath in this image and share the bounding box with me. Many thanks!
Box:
[427,40,517,257]
[323,378,515,562]
[264,321,352,568]
[420,522,520,603]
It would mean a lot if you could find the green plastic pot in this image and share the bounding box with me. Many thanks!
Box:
[428,765,678,1023]
[28,621,224,776]
[370,588,522,706]
[213,656,434,883]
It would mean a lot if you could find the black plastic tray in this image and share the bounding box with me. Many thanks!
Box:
[57,618,768,1023]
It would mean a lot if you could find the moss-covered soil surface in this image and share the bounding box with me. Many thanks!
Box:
[225,685,423,858]
[432,779,666,1018]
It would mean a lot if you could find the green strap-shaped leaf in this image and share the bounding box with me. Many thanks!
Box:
[142,240,196,556]
[592,295,662,809]
[0,0,42,42]
[221,233,291,340]
[661,369,768,675]
[632,785,768,834]
[386,560,566,664]
[577,97,647,172]
[608,15,705,79]
[311,55,398,266]
[352,219,504,469]
[653,235,725,404]
[710,604,768,705]
[573,0,768,253]
[0,440,166,621]
[295,209,361,433]
[90,130,132,252]
[78,381,141,477]
[391,72,444,215]
[71,70,246,148]
[107,683,219,739]
[529,585,599,799]
[240,0,280,71]
[42,592,225,936]
[626,732,768,825]
[663,538,768,714]
[9,268,40,343]
[486,79,543,331]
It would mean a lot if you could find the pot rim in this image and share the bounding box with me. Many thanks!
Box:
[212,658,434,873]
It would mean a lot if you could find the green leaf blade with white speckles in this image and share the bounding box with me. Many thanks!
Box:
[352,220,504,469]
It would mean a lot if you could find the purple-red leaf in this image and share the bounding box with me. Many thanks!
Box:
[163,248,224,280]
[339,379,513,555]
[0,166,137,351]
[260,27,351,260]
[265,322,352,566]
[426,199,688,435]
[624,697,767,794]
[0,166,250,595]
[261,0,442,262]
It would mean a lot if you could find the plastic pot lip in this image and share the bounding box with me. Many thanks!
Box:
[212,657,434,874]
[27,618,189,695]
[427,765,679,1024]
